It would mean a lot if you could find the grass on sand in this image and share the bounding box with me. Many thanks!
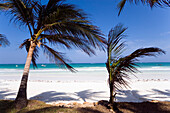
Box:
[0,100,170,113]
[0,100,111,113]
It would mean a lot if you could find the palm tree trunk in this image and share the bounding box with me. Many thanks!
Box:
[109,82,120,111]
[109,82,114,104]
[15,42,36,109]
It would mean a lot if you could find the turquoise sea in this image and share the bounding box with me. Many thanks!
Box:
[0,62,170,81]
[0,62,170,69]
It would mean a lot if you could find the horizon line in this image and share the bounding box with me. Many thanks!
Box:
[0,62,170,65]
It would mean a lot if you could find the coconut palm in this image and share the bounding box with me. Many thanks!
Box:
[118,0,170,15]
[1,0,105,109]
[0,34,10,47]
[106,24,165,106]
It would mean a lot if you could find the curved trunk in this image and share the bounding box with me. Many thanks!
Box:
[15,42,36,109]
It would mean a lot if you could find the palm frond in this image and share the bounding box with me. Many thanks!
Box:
[0,2,12,10]
[35,0,86,30]
[39,34,96,56]
[107,24,127,66]
[0,34,10,47]
[118,0,170,16]
[41,43,75,72]
[42,19,106,52]
[117,0,127,16]
[3,0,106,72]
[110,47,165,90]
[35,0,106,52]
[106,24,165,91]
[129,47,166,59]
[41,0,86,25]
[3,0,37,35]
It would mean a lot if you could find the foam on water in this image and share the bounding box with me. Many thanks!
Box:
[0,63,170,81]
[138,67,170,71]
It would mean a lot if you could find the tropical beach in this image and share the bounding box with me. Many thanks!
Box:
[0,63,170,104]
[1,0,170,113]
[0,63,170,112]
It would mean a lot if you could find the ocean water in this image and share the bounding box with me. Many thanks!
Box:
[0,62,170,81]
[1,62,170,69]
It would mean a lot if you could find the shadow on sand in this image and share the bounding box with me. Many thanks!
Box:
[1,89,170,112]
[0,90,15,100]
[116,89,170,102]
[30,89,106,103]
[75,90,106,102]
[114,89,170,113]
[30,88,170,103]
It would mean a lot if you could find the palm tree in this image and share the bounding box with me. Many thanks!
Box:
[0,34,10,47]
[1,0,105,109]
[106,24,165,106]
[117,0,170,15]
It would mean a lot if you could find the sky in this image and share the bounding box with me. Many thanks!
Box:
[0,0,170,64]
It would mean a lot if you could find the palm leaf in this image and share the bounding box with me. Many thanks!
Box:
[0,2,12,10]
[3,0,36,35]
[41,43,75,72]
[111,47,165,89]
[107,24,127,67]
[118,0,170,16]
[0,34,10,47]
[4,0,106,72]
[35,0,106,51]
[39,34,96,56]
[42,19,106,51]
[106,24,165,92]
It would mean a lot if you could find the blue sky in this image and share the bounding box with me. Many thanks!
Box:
[0,0,170,64]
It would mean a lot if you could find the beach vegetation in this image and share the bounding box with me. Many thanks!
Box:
[0,0,105,109]
[106,24,165,109]
[0,34,10,47]
[1,99,170,113]
[117,0,170,15]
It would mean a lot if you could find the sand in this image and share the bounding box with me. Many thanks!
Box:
[0,78,170,104]
[0,66,170,104]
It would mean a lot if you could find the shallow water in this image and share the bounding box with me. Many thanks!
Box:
[0,63,170,81]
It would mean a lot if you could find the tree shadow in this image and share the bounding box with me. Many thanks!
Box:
[151,89,170,101]
[116,90,149,102]
[115,89,170,113]
[30,91,78,102]
[75,89,106,102]
[116,89,170,102]
[30,89,106,103]
[0,90,15,100]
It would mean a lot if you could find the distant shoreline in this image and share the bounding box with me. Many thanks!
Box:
[1,62,170,65]
[0,62,170,69]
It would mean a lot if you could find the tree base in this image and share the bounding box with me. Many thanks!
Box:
[15,98,28,109]
[109,102,123,113]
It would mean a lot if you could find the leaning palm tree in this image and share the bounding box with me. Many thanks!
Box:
[1,0,105,109]
[106,24,165,106]
[0,34,10,47]
[117,0,170,15]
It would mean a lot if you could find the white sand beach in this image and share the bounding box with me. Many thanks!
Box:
[0,67,170,104]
